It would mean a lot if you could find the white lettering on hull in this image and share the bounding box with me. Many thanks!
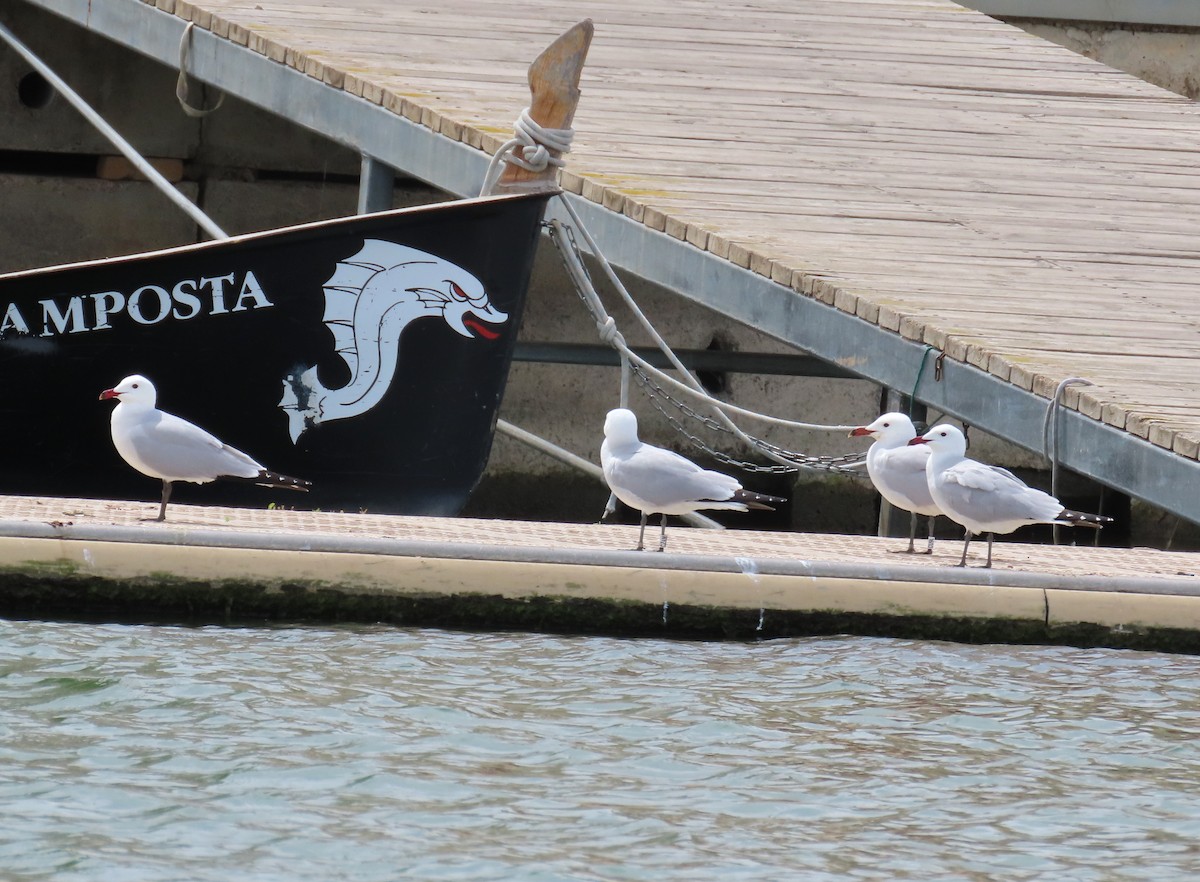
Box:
[2,270,274,338]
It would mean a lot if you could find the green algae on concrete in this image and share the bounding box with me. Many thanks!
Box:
[0,562,1197,653]
[16,557,81,577]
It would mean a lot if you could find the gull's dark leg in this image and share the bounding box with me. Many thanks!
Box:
[925,516,936,554]
[984,533,994,569]
[157,480,173,522]
[956,531,972,567]
[636,511,648,551]
[889,512,919,554]
[657,514,668,552]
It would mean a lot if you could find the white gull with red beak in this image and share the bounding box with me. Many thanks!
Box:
[100,374,310,521]
[849,412,943,554]
[600,408,785,552]
[910,424,1110,568]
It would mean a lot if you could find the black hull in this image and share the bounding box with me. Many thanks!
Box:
[0,192,552,515]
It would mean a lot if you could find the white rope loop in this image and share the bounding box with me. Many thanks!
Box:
[480,108,574,196]
[1043,376,1095,545]
[1043,377,1094,470]
[176,22,225,118]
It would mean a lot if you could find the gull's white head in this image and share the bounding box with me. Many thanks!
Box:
[99,374,157,407]
[603,408,640,446]
[909,423,967,456]
[849,412,918,445]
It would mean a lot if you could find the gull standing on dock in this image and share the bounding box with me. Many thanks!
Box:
[600,408,785,552]
[910,424,1111,568]
[850,412,943,554]
[100,374,311,521]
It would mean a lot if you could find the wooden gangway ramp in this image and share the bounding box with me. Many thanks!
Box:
[18,0,1200,524]
[1,496,1199,651]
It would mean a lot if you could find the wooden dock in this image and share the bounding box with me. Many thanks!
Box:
[2,495,1199,652]
[8,0,1200,620]
[113,0,1200,449]
[21,0,1200,525]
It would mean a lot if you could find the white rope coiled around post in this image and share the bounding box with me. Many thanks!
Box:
[479,108,574,196]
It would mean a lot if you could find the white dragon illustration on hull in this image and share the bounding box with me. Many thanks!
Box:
[279,239,508,443]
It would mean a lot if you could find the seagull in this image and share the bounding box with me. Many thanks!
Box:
[99,374,311,521]
[910,424,1111,568]
[850,412,943,554]
[600,408,785,551]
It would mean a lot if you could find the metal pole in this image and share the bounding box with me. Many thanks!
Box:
[357,155,395,214]
[0,21,229,241]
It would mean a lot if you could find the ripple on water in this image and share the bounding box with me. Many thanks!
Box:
[2,621,1200,881]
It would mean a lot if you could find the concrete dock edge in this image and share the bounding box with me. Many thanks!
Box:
[1,520,1198,653]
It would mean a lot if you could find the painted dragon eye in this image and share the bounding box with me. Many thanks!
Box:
[449,281,469,302]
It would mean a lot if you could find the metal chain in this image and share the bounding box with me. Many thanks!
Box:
[549,221,868,476]
[633,363,865,475]
[549,221,601,317]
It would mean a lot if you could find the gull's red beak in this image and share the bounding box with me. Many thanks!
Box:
[908,436,930,446]
[848,427,872,438]
[99,389,119,401]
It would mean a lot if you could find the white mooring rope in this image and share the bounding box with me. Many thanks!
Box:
[549,215,867,481]
[479,109,865,483]
[479,108,574,197]
[550,209,864,440]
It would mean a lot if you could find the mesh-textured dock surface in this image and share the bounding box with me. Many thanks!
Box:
[5,495,1197,582]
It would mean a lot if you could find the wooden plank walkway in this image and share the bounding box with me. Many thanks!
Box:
[132,0,1200,467]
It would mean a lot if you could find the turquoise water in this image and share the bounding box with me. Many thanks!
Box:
[2,621,1200,880]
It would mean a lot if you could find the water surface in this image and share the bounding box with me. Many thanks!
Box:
[2,621,1199,880]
